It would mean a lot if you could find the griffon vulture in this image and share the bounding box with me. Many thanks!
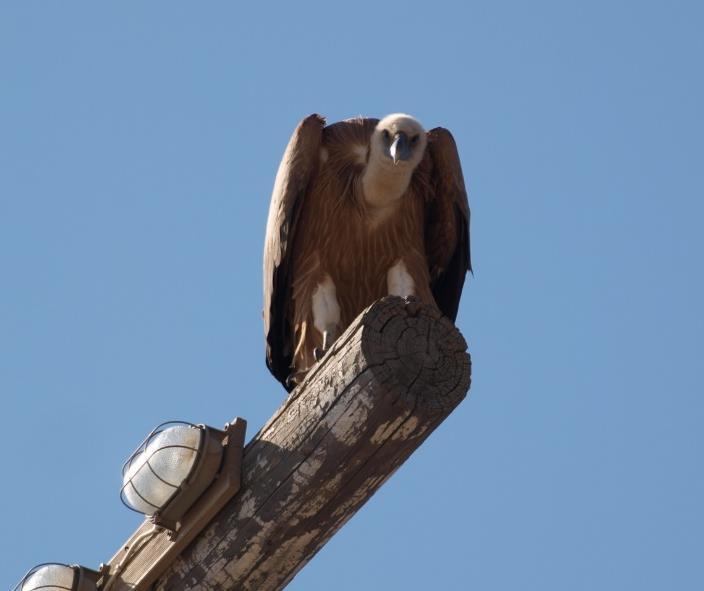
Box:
[263,113,471,391]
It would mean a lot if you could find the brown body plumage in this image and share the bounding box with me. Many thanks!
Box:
[263,114,470,391]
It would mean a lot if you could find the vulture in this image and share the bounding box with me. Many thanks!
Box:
[263,113,471,391]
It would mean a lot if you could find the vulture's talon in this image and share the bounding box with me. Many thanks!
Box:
[313,347,325,362]
[404,295,422,317]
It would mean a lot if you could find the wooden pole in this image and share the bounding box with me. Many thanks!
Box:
[111,296,471,591]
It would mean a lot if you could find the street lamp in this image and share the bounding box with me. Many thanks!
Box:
[100,418,245,590]
[13,418,246,591]
[13,563,101,591]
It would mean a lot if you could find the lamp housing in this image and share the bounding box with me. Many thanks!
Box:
[104,418,245,590]
[13,563,101,591]
[120,421,226,531]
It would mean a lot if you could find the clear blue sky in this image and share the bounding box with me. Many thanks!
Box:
[2,1,702,589]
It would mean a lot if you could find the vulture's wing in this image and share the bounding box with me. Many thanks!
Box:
[263,114,325,389]
[425,127,471,322]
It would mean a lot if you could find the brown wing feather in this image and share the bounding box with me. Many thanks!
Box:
[263,114,325,389]
[425,127,471,322]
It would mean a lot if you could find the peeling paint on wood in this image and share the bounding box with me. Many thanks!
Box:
[154,296,471,591]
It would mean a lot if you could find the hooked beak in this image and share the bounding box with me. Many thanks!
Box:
[389,131,412,164]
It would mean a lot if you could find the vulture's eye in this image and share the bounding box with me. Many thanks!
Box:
[411,134,419,145]
[382,130,390,141]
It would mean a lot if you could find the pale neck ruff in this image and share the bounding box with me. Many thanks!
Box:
[361,156,414,214]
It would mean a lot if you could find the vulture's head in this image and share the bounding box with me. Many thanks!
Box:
[370,113,427,170]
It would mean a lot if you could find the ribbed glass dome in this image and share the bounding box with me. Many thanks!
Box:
[16,564,77,591]
[121,422,202,515]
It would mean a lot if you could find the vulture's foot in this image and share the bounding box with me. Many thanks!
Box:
[285,369,308,391]
[313,328,338,362]
[404,295,422,317]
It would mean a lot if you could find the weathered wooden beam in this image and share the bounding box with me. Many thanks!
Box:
[116,296,470,591]
[156,296,471,589]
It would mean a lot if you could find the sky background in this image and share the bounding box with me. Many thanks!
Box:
[1,1,703,589]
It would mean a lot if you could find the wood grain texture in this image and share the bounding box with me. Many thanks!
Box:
[156,296,471,590]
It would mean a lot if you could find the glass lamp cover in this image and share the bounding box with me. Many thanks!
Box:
[122,423,202,514]
[19,564,76,591]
